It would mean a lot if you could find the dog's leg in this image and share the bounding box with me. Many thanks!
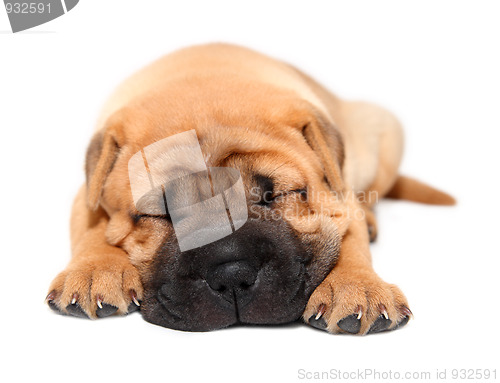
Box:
[46,186,143,319]
[339,100,405,242]
[303,198,411,334]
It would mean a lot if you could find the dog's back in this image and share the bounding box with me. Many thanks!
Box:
[97,44,329,129]
[96,43,452,203]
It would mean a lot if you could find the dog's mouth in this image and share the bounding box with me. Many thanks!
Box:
[142,257,310,331]
[138,219,326,332]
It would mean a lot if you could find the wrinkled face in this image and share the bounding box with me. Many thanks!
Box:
[93,99,346,331]
[134,206,335,331]
[127,166,340,331]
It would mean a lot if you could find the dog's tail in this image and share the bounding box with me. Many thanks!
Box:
[385,175,456,205]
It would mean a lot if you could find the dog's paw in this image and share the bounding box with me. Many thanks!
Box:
[304,272,411,334]
[45,254,143,319]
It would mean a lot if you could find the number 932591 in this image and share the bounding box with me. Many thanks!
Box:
[5,2,51,14]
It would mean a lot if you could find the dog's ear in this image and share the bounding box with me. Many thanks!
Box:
[301,111,345,192]
[85,116,125,211]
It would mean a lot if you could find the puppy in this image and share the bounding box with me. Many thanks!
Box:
[46,43,454,334]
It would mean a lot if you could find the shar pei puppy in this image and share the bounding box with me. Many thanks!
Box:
[46,44,454,334]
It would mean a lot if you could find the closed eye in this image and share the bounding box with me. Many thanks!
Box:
[292,188,308,201]
[276,188,308,202]
[253,174,307,207]
[132,212,172,224]
[258,188,307,207]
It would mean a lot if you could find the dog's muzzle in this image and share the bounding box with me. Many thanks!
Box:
[141,219,320,331]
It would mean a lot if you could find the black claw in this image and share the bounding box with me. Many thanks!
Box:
[47,300,61,313]
[337,314,361,334]
[46,292,62,314]
[96,303,118,318]
[394,315,410,330]
[368,315,392,334]
[368,225,377,242]
[66,303,89,319]
[308,315,327,330]
[127,302,140,314]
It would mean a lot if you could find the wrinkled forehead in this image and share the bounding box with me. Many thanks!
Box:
[197,125,324,184]
[125,125,324,211]
[128,129,206,186]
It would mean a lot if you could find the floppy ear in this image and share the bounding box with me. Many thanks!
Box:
[301,112,345,192]
[85,119,124,211]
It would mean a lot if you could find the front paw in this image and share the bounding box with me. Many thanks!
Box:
[304,273,411,334]
[46,254,143,319]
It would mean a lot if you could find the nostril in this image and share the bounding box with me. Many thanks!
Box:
[239,282,252,289]
[216,286,227,293]
[206,260,258,292]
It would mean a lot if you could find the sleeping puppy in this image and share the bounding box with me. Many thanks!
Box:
[46,43,454,334]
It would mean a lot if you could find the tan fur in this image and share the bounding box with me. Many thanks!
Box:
[386,175,456,205]
[50,186,143,318]
[47,43,453,332]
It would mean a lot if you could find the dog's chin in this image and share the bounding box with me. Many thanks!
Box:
[140,273,310,332]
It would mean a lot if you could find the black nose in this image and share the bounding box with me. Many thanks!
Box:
[206,261,258,293]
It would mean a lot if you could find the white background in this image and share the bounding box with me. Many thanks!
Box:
[1,1,499,382]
